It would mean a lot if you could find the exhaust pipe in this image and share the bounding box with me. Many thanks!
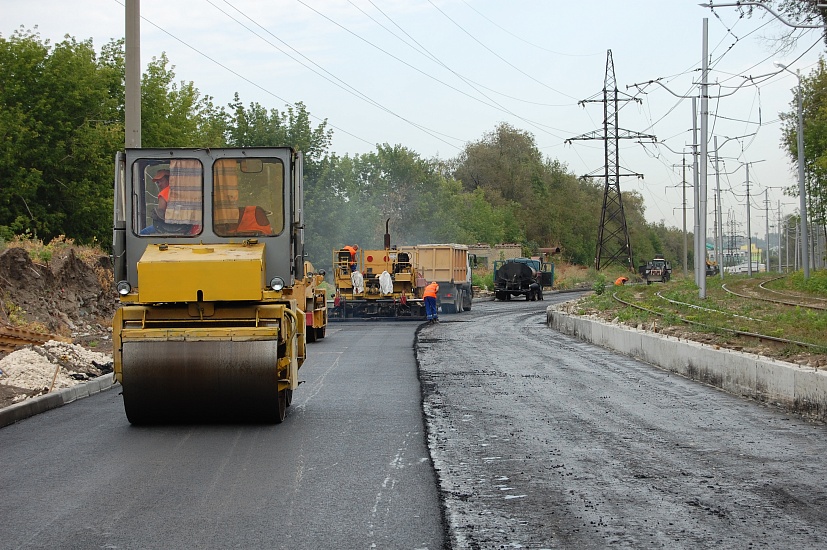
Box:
[384,218,391,249]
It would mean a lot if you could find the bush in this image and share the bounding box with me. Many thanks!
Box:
[473,269,493,291]
[592,274,607,295]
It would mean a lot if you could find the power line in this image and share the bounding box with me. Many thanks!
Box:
[212,0,464,149]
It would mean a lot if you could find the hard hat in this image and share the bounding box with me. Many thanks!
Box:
[152,169,170,182]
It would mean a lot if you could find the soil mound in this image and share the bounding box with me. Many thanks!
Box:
[0,245,118,409]
[0,246,117,336]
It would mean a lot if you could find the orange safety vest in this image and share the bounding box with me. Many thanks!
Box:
[236,206,272,235]
[343,245,357,259]
[423,282,439,299]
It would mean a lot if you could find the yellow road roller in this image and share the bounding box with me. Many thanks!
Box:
[111,147,324,424]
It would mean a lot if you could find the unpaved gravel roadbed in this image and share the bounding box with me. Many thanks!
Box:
[416,294,827,549]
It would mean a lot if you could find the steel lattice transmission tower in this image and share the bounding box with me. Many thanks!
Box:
[566,50,656,271]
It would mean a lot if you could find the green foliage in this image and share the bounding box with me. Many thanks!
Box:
[141,53,228,148]
[472,270,493,291]
[0,30,694,275]
[0,30,123,245]
[788,268,827,294]
[593,274,607,295]
[1,286,28,325]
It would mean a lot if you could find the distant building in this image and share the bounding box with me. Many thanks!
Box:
[468,243,522,268]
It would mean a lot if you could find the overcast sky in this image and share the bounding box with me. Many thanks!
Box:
[3,0,825,237]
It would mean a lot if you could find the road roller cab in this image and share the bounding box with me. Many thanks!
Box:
[111,147,316,424]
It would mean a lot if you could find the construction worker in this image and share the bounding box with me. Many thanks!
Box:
[615,276,628,286]
[424,281,439,323]
[343,244,359,272]
[139,169,170,235]
[235,206,273,235]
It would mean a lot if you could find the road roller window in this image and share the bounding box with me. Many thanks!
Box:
[135,159,203,236]
[213,157,283,237]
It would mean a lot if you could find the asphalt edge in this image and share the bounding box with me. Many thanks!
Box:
[0,374,118,429]
[547,302,827,422]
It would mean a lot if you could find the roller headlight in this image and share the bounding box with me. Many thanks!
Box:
[269,276,285,291]
[116,280,132,296]
[318,269,326,276]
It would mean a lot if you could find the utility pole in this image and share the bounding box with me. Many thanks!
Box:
[713,136,724,280]
[692,97,700,286]
[777,201,782,273]
[786,215,790,272]
[775,63,810,279]
[672,156,690,277]
[125,0,141,148]
[699,17,710,297]
[746,163,752,276]
[566,50,655,272]
[683,157,688,277]
[764,190,769,272]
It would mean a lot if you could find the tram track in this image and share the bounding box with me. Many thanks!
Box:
[720,275,827,311]
[611,289,827,353]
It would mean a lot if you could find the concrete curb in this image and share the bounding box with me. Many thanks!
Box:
[0,374,118,429]
[546,304,827,421]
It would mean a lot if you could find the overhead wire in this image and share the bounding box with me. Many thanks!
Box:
[295,0,576,141]
[424,0,579,101]
[112,0,377,147]
[458,0,600,58]
[349,0,576,108]
[211,0,464,149]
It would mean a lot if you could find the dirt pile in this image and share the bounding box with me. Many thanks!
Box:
[0,245,118,408]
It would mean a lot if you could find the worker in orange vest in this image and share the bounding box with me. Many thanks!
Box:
[423,281,439,323]
[235,206,272,235]
[614,276,628,286]
[342,245,359,272]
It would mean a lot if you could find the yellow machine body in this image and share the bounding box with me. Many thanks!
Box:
[137,243,266,303]
[330,245,425,320]
[111,148,320,424]
[296,261,328,341]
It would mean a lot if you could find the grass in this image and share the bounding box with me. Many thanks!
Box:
[575,270,827,359]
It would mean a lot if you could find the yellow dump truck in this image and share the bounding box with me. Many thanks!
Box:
[111,147,325,424]
[400,244,473,313]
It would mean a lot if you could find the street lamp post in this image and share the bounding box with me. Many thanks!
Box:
[775,62,810,279]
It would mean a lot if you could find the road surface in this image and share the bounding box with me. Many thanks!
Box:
[0,322,445,549]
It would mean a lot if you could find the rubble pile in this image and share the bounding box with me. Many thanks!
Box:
[0,340,113,405]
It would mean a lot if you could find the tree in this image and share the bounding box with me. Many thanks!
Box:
[742,1,827,31]
[141,53,227,148]
[0,29,123,244]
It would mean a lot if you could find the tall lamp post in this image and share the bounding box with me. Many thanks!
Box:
[774,62,810,279]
